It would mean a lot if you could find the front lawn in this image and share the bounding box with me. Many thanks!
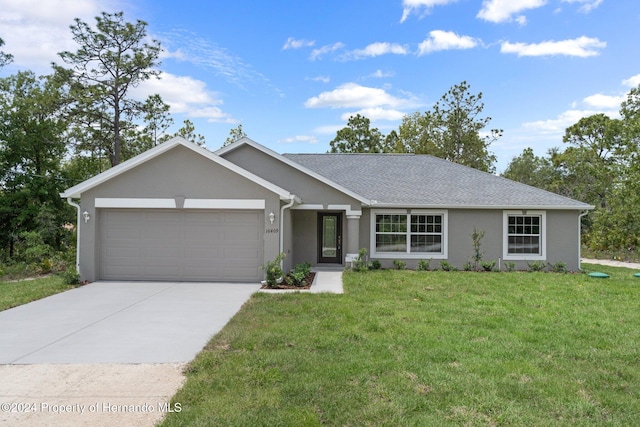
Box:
[162,265,640,426]
[0,276,76,311]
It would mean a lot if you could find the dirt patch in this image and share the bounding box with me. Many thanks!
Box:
[0,364,185,427]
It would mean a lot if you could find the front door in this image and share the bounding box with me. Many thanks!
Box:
[318,213,342,264]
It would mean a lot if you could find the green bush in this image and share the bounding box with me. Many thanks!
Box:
[481,260,497,272]
[440,261,457,271]
[61,266,81,285]
[286,262,312,286]
[352,248,371,272]
[527,261,546,272]
[504,261,516,272]
[262,253,285,287]
[393,259,406,270]
[551,261,568,273]
[417,259,430,271]
[370,260,381,270]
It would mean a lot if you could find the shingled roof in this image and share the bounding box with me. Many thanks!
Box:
[283,153,593,210]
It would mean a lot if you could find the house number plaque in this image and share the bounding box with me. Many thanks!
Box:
[265,228,279,234]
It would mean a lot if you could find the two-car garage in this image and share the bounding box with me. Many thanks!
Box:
[98,209,264,282]
[61,138,293,283]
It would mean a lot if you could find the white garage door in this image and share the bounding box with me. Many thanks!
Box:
[99,209,263,281]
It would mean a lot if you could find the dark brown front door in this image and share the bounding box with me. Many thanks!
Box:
[318,213,342,263]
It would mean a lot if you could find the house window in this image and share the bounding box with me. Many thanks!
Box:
[372,210,447,259]
[503,211,546,260]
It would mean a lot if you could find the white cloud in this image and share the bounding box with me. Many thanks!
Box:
[477,0,546,23]
[583,94,625,109]
[132,72,235,123]
[278,135,318,144]
[282,37,315,50]
[369,70,395,79]
[0,0,122,71]
[522,109,618,135]
[417,30,479,55]
[341,108,406,121]
[309,42,345,61]
[159,30,277,94]
[307,75,330,83]
[561,0,603,13]
[500,36,606,57]
[304,83,412,109]
[400,0,459,23]
[623,74,640,88]
[341,42,409,60]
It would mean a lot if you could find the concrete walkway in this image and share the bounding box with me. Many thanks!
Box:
[582,258,640,270]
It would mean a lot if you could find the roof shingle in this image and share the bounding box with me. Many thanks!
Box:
[283,153,592,209]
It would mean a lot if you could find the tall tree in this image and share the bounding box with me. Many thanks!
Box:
[171,119,206,146]
[223,124,247,146]
[396,82,500,172]
[588,87,640,251]
[54,11,162,166]
[329,114,385,153]
[0,37,12,68]
[553,113,622,208]
[0,72,71,257]
[502,147,560,191]
[141,94,173,147]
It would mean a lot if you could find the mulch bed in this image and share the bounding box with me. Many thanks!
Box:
[260,272,316,290]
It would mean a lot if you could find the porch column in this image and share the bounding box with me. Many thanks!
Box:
[345,214,361,263]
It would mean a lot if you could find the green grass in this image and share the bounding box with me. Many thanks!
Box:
[161,265,640,426]
[0,275,76,311]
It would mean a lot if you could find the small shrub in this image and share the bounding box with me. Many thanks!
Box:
[504,261,516,272]
[370,260,382,270]
[470,228,486,271]
[551,261,568,273]
[40,258,54,274]
[286,262,312,286]
[527,261,546,272]
[481,260,497,272]
[393,259,406,270]
[262,253,285,287]
[62,266,81,285]
[440,261,457,271]
[352,248,371,272]
[417,259,430,271]
[463,262,473,271]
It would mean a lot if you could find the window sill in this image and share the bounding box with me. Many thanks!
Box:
[372,253,447,260]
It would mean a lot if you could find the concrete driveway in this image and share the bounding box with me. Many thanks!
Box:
[0,281,260,364]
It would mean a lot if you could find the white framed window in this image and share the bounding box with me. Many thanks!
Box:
[503,211,546,261]
[371,210,447,259]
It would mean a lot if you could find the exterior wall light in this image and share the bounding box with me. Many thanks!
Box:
[83,210,91,223]
[269,212,275,224]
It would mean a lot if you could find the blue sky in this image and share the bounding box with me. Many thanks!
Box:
[1,0,639,172]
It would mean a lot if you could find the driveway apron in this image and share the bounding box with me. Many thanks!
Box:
[0,281,260,364]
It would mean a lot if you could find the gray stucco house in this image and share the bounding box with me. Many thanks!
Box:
[61,136,593,282]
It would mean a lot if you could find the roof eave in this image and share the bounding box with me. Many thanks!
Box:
[60,137,294,201]
[368,203,595,210]
[217,138,372,205]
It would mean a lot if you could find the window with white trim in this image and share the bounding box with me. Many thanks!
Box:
[372,210,447,258]
[503,211,546,260]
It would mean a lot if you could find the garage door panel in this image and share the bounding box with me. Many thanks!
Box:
[100,209,263,282]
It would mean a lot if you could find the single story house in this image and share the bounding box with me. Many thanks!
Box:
[60,136,594,282]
